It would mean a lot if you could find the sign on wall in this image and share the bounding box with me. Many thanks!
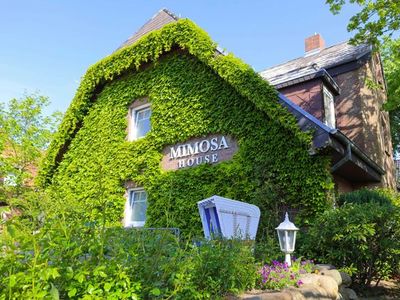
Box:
[161,134,238,171]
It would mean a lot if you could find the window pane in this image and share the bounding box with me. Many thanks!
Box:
[129,190,148,223]
[131,200,147,222]
[323,86,336,128]
[135,107,151,138]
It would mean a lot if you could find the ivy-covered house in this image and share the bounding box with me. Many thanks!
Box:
[38,9,394,234]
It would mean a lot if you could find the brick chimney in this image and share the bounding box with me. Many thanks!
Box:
[305,33,325,55]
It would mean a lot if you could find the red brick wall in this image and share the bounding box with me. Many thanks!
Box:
[277,55,396,190]
[279,79,324,122]
[333,174,354,193]
[332,59,395,189]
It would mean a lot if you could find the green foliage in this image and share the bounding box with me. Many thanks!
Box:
[389,110,400,153]
[326,0,400,48]
[380,37,400,151]
[300,190,400,287]
[381,38,400,110]
[257,259,314,290]
[189,239,257,297]
[37,19,333,236]
[253,233,282,264]
[0,93,61,205]
[0,191,256,299]
[337,187,399,206]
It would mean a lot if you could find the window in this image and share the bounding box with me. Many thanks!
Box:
[129,104,151,141]
[323,85,336,128]
[124,188,148,227]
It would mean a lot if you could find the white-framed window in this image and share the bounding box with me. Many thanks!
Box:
[124,188,148,227]
[323,85,336,128]
[129,104,151,141]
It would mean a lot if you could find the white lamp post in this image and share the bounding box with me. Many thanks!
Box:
[275,212,299,267]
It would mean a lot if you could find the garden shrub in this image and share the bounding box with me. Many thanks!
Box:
[189,239,256,297]
[300,195,400,288]
[0,191,257,299]
[337,187,400,206]
[253,233,282,264]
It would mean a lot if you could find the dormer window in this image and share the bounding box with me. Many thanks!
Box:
[323,85,336,128]
[128,102,151,141]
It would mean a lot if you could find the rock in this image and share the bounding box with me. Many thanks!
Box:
[319,269,343,286]
[339,286,358,300]
[338,271,352,287]
[317,275,339,299]
[314,264,336,272]
[287,284,333,300]
[284,288,306,300]
[297,273,339,299]
[298,273,321,286]
[238,291,293,300]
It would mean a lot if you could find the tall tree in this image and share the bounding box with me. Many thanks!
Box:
[0,94,61,205]
[326,0,400,48]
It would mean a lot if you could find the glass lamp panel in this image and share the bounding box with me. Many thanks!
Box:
[286,231,294,252]
[278,230,297,253]
[277,230,285,251]
[291,231,297,251]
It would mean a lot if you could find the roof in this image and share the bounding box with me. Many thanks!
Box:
[278,93,334,150]
[118,9,179,50]
[278,93,384,182]
[259,42,371,86]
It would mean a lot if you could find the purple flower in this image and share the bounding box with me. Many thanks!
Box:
[296,280,303,286]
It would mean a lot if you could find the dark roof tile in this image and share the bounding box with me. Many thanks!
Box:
[118,8,179,50]
[260,42,371,86]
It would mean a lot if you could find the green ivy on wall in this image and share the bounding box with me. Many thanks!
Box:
[39,19,334,236]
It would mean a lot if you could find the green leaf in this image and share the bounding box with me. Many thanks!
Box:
[104,282,113,292]
[68,288,77,297]
[9,274,16,287]
[150,288,161,296]
[7,225,16,238]
[74,273,85,283]
[50,283,59,300]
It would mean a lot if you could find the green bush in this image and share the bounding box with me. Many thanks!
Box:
[300,197,400,288]
[0,192,257,299]
[189,239,256,297]
[337,187,399,206]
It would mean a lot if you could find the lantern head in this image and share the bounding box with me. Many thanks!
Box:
[275,212,299,254]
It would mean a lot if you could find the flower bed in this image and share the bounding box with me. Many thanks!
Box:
[257,259,314,290]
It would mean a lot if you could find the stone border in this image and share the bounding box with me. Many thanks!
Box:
[235,265,358,300]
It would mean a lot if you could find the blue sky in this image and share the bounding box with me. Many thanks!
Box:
[0,1,360,114]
